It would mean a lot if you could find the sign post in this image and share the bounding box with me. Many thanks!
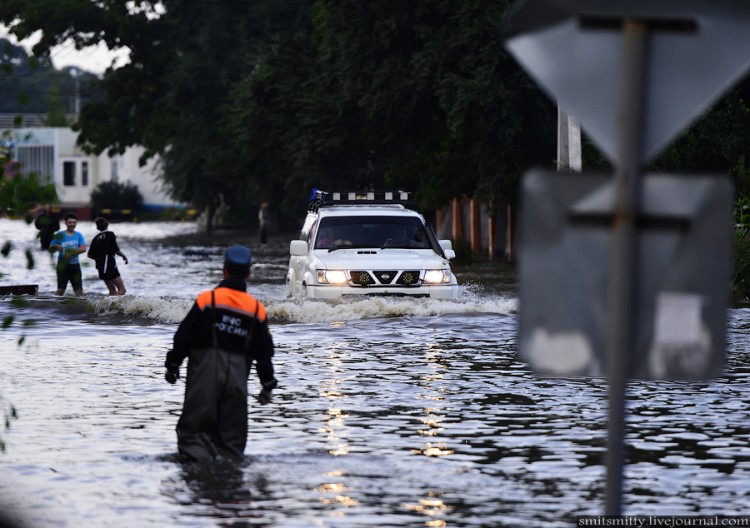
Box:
[504,0,750,515]
[604,20,648,515]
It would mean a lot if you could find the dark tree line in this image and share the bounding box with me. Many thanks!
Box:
[2,1,750,231]
[0,38,99,123]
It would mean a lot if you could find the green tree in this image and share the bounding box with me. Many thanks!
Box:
[2,0,315,231]
[155,0,314,230]
[90,180,144,212]
[651,90,750,186]
[11,0,750,237]
[3,0,556,229]
[0,172,58,221]
[1,39,97,115]
[44,85,68,126]
[223,0,555,224]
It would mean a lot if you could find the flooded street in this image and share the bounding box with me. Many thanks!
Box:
[1,218,750,527]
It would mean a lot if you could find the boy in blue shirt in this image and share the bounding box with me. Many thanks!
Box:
[49,212,87,296]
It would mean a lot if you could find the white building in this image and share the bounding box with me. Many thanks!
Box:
[1,126,181,217]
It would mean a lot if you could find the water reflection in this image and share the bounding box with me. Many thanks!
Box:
[402,492,450,527]
[168,458,271,522]
[320,338,351,458]
[3,219,750,526]
[180,461,267,518]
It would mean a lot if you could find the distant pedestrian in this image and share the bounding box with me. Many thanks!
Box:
[87,217,128,295]
[258,202,270,244]
[165,244,277,461]
[34,204,60,250]
[49,212,86,296]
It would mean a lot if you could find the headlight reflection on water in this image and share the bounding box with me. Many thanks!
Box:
[320,342,350,457]
[402,493,451,527]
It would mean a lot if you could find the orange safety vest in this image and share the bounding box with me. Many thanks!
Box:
[195,287,267,322]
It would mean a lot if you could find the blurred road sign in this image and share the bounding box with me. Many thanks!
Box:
[505,1,748,515]
[504,0,750,163]
[517,169,733,379]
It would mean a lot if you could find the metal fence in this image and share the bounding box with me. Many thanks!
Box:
[0,114,78,129]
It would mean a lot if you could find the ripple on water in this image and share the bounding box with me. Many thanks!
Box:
[2,220,750,526]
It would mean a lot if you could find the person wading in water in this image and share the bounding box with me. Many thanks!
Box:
[87,217,128,295]
[49,212,86,296]
[164,244,278,461]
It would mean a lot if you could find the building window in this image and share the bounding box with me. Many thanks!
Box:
[82,161,89,186]
[111,158,119,182]
[63,161,76,186]
[16,145,54,185]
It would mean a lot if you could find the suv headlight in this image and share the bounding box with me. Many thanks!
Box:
[423,269,451,284]
[317,269,348,284]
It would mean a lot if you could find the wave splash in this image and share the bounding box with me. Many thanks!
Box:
[267,295,518,324]
[12,291,518,326]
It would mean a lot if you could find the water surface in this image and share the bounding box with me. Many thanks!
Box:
[1,219,749,527]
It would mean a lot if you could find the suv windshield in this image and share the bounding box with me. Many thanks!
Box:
[314,215,434,250]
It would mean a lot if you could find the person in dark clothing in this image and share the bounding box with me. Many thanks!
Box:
[164,245,277,461]
[87,217,128,295]
[34,204,60,250]
[258,202,270,244]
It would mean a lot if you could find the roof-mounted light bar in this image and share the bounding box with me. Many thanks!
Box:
[308,188,414,211]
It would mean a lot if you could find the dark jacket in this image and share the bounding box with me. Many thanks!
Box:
[87,231,121,279]
[34,211,60,250]
[166,278,276,460]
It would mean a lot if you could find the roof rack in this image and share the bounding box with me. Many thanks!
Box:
[308,188,416,212]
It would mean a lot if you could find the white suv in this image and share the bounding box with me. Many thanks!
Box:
[287,190,459,299]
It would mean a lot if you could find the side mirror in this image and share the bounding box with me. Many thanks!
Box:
[439,240,455,260]
[290,240,308,256]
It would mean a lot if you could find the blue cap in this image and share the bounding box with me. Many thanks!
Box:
[224,245,252,268]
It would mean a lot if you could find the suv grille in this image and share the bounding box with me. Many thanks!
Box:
[373,271,397,284]
[348,270,424,287]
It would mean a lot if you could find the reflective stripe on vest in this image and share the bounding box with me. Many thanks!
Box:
[195,287,267,322]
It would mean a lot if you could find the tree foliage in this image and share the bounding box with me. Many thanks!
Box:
[221,0,555,221]
[0,172,58,221]
[651,92,750,192]
[0,38,98,115]
[1,0,557,229]
[4,0,750,235]
[90,180,144,211]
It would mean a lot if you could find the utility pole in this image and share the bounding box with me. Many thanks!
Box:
[557,106,582,172]
[70,68,80,116]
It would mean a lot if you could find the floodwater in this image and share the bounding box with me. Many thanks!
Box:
[1,218,749,528]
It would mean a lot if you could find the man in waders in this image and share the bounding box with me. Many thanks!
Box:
[164,244,277,461]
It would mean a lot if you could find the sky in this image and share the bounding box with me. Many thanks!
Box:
[1,25,130,75]
[45,39,130,75]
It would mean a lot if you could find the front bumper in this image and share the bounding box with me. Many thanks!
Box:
[306,283,459,299]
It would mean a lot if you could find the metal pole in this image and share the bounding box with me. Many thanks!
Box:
[557,105,582,172]
[605,19,649,516]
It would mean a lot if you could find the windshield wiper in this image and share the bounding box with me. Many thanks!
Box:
[328,244,355,252]
[328,244,373,252]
